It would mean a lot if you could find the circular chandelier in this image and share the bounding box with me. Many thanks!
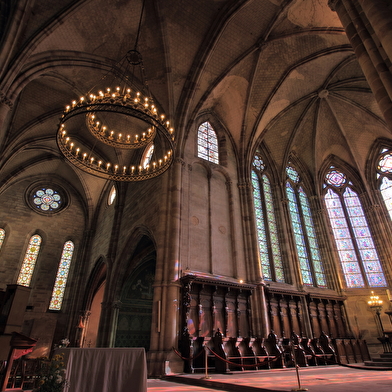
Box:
[57,79,174,181]
[56,1,175,182]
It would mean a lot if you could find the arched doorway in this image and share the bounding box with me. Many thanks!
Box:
[83,281,105,347]
[115,259,155,351]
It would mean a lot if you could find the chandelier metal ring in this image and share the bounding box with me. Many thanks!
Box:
[57,87,175,182]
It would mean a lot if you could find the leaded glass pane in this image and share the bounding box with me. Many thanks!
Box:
[253,155,265,171]
[286,165,300,183]
[263,175,285,283]
[299,187,327,287]
[325,189,364,288]
[378,152,392,173]
[252,171,271,280]
[0,228,5,250]
[286,182,313,285]
[17,234,42,287]
[325,167,346,187]
[33,187,62,212]
[197,122,219,164]
[49,241,74,310]
[343,187,386,287]
[380,177,392,221]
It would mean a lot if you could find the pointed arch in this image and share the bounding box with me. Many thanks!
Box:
[251,153,285,282]
[323,165,386,288]
[285,162,327,287]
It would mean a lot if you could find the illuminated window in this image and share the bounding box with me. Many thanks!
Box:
[0,228,5,250]
[197,122,219,164]
[49,241,74,310]
[252,156,285,282]
[32,187,61,211]
[17,234,42,287]
[324,166,386,288]
[142,143,154,169]
[377,149,392,221]
[108,185,116,205]
[286,164,327,287]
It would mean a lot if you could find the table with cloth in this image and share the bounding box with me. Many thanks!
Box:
[58,347,147,392]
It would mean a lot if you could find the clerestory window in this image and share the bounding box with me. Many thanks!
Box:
[286,164,327,287]
[324,166,386,288]
[197,121,219,164]
[252,156,285,282]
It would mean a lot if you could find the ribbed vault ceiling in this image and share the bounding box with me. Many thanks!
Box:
[0,0,390,215]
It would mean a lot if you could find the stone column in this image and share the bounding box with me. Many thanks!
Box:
[329,0,392,130]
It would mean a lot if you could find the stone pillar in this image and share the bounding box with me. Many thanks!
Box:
[329,0,392,130]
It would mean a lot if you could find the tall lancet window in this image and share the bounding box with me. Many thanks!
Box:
[17,234,42,287]
[324,166,386,288]
[49,240,74,310]
[197,121,219,164]
[285,164,327,287]
[377,149,392,221]
[0,228,5,250]
[251,155,285,282]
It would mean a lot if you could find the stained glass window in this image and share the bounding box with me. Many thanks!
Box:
[377,150,392,221]
[252,157,285,282]
[49,241,74,310]
[286,164,327,287]
[17,234,42,287]
[32,187,61,211]
[197,122,219,164]
[0,228,5,250]
[324,166,386,288]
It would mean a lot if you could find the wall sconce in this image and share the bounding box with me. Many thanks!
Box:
[368,291,384,337]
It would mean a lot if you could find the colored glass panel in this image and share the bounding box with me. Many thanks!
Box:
[263,175,285,282]
[378,152,392,173]
[299,187,327,287]
[33,187,61,211]
[343,188,386,287]
[0,228,4,250]
[325,188,364,288]
[325,167,346,187]
[17,235,42,287]
[49,241,74,310]
[286,165,299,183]
[380,177,392,221]
[252,171,271,280]
[197,122,219,164]
[286,182,313,285]
[253,155,265,171]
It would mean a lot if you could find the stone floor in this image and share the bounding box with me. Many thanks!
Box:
[148,364,392,392]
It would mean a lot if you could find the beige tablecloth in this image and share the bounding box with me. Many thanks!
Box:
[59,348,147,392]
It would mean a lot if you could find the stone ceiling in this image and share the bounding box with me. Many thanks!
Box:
[0,0,390,215]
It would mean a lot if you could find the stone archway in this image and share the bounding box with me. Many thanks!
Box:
[115,259,155,351]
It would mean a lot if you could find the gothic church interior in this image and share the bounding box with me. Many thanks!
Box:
[1,0,392,377]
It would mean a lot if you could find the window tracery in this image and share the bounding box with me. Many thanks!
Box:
[324,166,386,288]
[286,164,327,287]
[197,121,219,164]
[252,156,285,282]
